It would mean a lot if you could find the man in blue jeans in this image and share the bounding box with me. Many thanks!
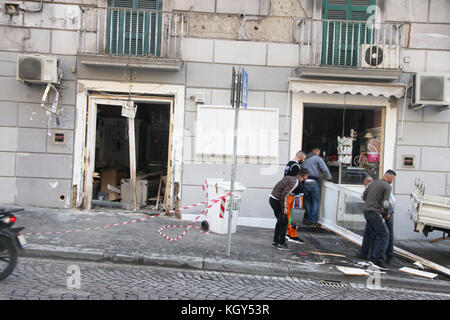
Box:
[362,170,396,270]
[302,147,332,227]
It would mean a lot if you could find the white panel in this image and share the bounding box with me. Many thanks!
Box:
[195,105,278,158]
[214,40,267,65]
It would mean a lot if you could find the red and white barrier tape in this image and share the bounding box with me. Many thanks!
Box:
[20,190,231,241]
[157,180,229,242]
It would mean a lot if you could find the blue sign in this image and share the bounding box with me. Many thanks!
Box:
[241,68,248,109]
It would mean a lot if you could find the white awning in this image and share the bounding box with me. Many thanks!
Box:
[289,78,406,98]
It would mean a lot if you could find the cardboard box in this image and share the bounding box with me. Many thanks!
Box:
[100,168,127,193]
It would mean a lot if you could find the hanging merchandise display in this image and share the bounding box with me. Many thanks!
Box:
[337,136,353,165]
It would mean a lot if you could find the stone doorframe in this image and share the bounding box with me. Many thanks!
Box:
[73,79,185,209]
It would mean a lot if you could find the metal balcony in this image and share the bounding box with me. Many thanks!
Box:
[295,18,404,70]
[77,7,184,69]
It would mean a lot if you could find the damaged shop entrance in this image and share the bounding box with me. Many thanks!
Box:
[83,94,174,212]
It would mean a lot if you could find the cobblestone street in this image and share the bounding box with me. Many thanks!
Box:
[1,258,449,301]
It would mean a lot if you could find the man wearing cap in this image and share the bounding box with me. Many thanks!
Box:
[283,151,306,243]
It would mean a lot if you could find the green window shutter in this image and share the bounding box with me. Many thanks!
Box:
[321,0,375,66]
[106,0,162,56]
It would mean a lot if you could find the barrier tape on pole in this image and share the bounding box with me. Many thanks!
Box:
[20,191,232,239]
[157,180,227,242]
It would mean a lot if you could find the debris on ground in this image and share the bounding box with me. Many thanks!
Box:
[413,261,425,270]
[336,266,370,276]
[399,267,438,279]
[355,261,372,268]
[308,251,346,258]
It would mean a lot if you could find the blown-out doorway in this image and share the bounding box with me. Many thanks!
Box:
[83,94,174,212]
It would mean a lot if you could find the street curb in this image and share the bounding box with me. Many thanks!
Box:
[20,244,450,294]
[22,244,105,262]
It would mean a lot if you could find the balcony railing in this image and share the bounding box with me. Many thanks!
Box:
[295,18,403,69]
[78,7,184,59]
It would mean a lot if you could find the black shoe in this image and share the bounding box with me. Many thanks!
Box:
[272,241,278,247]
[286,236,304,243]
[277,243,289,251]
[311,223,321,228]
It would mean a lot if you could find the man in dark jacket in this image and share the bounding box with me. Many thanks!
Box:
[302,147,332,227]
[362,170,396,269]
[269,168,309,250]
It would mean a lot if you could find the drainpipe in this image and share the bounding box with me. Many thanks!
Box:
[398,82,413,141]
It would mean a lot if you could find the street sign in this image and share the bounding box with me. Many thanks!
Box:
[121,100,136,118]
[230,67,237,107]
[241,68,248,109]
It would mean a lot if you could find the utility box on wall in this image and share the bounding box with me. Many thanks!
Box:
[402,155,416,168]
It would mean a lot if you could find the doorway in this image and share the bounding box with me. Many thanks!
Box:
[302,104,385,185]
[84,95,173,211]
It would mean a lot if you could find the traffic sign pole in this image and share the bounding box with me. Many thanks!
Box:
[226,68,241,257]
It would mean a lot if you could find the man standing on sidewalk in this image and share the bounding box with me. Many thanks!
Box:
[362,170,397,269]
[359,176,374,261]
[269,168,310,251]
[302,147,332,227]
[284,151,306,243]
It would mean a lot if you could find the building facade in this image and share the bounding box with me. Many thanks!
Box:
[0,0,449,240]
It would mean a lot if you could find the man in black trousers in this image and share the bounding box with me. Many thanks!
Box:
[362,170,396,269]
[269,168,309,251]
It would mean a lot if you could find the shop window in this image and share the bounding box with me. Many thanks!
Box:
[302,104,384,185]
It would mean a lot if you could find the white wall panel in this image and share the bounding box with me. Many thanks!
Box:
[195,105,279,158]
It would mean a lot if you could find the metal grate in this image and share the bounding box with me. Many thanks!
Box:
[420,76,444,101]
[320,280,347,289]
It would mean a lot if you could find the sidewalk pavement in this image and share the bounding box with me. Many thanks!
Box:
[4,205,450,294]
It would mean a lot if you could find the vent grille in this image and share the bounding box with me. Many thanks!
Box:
[320,280,347,289]
[18,57,41,80]
[420,76,444,101]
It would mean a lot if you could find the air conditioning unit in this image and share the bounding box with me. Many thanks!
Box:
[414,73,450,106]
[16,54,60,84]
[360,44,400,69]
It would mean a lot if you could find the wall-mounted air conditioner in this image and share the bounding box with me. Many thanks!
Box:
[413,73,450,106]
[17,54,60,84]
[360,44,400,69]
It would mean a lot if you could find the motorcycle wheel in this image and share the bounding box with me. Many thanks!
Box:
[0,238,18,281]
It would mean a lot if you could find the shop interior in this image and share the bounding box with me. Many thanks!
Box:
[302,104,384,185]
[92,101,170,210]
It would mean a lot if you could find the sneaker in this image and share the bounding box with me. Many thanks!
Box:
[286,236,304,243]
[369,260,389,271]
[277,243,289,251]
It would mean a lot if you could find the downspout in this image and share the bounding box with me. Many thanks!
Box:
[398,82,413,141]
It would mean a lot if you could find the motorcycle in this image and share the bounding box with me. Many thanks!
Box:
[0,208,27,281]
